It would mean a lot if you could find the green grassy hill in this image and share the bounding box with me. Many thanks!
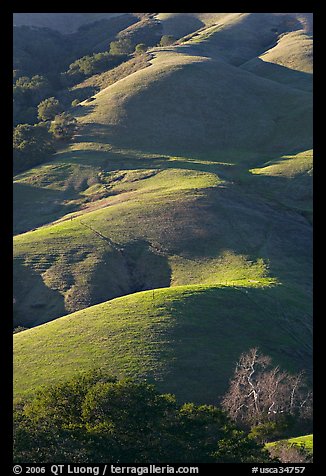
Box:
[13,12,313,404]
[286,435,313,453]
[14,283,312,403]
[266,434,313,454]
[13,149,312,327]
[249,150,313,222]
[71,48,311,159]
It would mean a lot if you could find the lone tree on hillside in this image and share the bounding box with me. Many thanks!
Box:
[221,348,312,429]
[37,97,63,122]
[159,35,176,47]
[109,38,134,56]
[135,43,148,55]
[49,113,77,140]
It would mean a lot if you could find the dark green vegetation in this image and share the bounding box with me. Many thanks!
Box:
[13,74,53,125]
[14,372,273,463]
[13,13,313,455]
[48,113,77,140]
[13,123,55,174]
[37,97,63,121]
[13,14,162,128]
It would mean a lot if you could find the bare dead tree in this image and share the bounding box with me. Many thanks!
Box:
[221,348,312,427]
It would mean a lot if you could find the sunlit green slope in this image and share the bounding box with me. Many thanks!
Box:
[14,283,312,403]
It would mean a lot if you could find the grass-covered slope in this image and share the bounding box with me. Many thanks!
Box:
[241,30,313,91]
[13,283,312,403]
[72,47,311,159]
[266,434,313,454]
[249,150,313,222]
[285,435,313,453]
[13,13,313,405]
[13,152,312,327]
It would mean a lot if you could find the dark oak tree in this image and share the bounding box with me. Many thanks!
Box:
[37,97,63,121]
[14,372,272,464]
[49,113,77,140]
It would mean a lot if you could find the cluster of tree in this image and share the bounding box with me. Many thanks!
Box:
[13,113,77,174]
[12,22,183,177]
[13,349,313,463]
[49,113,77,139]
[14,371,273,464]
[13,25,178,129]
[61,52,125,86]
[108,34,175,58]
[13,72,87,127]
[61,27,158,87]
[37,97,64,121]
[64,41,150,87]
[109,38,135,56]
[13,20,135,81]
[13,23,137,124]
[13,123,55,174]
[13,75,54,125]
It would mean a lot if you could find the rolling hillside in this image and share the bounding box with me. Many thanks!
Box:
[72,49,311,157]
[13,148,312,328]
[13,12,313,403]
[14,283,312,403]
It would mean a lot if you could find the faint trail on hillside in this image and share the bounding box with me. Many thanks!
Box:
[79,219,124,253]
[78,219,170,295]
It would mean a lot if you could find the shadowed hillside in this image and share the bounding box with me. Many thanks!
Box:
[73,49,311,157]
[13,13,127,33]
